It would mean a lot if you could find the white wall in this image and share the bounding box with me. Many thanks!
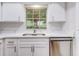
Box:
[62,3,76,36]
[0,2,1,20]
[74,3,79,56]
[76,3,79,31]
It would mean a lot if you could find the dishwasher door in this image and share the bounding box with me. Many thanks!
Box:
[49,38,73,56]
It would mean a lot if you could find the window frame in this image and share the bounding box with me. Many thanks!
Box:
[25,6,47,29]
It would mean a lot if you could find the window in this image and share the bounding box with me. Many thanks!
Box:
[26,6,47,29]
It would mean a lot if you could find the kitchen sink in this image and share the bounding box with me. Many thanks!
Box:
[22,33,46,36]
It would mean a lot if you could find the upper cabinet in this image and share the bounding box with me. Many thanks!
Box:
[47,3,66,32]
[47,3,66,22]
[2,3,25,22]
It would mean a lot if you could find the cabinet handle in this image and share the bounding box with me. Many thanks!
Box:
[31,45,35,53]
[8,41,14,43]
[33,46,35,53]
[31,45,35,56]
[14,46,16,52]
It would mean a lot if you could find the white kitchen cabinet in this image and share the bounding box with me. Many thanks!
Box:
[18,38,49,56]
[18,44,32,56]
[19,44,49,56]
[18,44,49,56]
[34,44,49,56]
[4,38,49,56]
[4,39,18,56]
[47,3,66,22]
[0,39,3,56]
[2,3,25,22]
[47,3,66,32]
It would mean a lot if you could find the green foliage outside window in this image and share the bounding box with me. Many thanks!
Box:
[26,8,47,29]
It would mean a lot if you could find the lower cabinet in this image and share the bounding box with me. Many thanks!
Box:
[0,40,3,56]
[18,38,49,56]
[18,44,49,56]
[4,39,18,56]
[4,38,49,56]
[0,37,73,56]
[34,44,49,56]
[18,44,32,56]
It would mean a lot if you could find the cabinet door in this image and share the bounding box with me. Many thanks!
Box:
[4,39,17,56]
[18,44,32,56]
[3,3,25,21]
[18,38,49,56]
[0,40,3,56]
[47,3,65,22]
[18,39,32,56]
[34,44,49,56]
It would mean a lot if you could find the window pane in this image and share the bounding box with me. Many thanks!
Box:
[26,9,33,14]
[26,9,33,18]
[34,9,39,14]
[26,19,34,29]
[40,9,47,14]
[26,8,47,29]
[27,14,33,18]
[40,13,46,18]
[39,19,46,29]
[33,13,39,19]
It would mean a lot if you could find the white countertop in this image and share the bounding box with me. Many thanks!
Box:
[0,33,74,39]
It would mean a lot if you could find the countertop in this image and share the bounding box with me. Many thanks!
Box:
[0,33,74,39]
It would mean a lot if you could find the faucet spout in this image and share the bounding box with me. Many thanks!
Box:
[33,29,36,33]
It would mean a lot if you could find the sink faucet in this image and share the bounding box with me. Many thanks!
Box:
[33,29,36,33]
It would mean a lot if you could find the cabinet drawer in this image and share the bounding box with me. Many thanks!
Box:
[19,42,49,45]
[19,43,49,47]
[5,39,17,44]
[19,38,49,42]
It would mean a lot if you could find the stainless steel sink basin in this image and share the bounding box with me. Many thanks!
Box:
[22,33,46,36]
